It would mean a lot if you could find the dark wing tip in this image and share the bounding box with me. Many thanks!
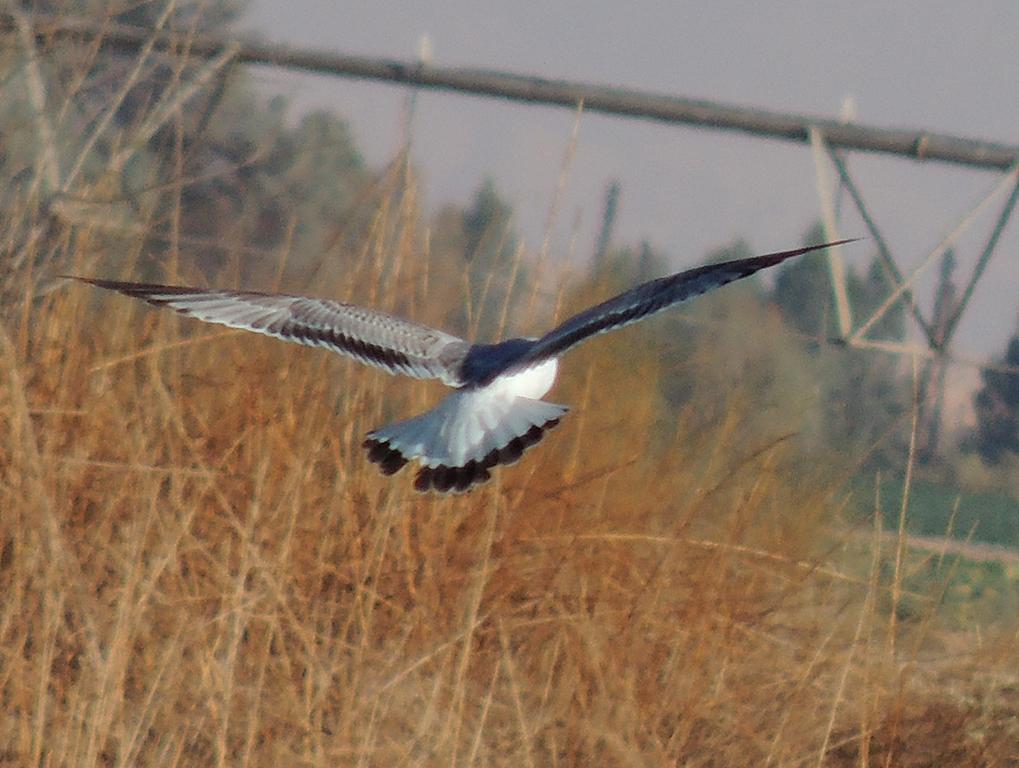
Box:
[816,237,861,248]
[61,275,207,299]
[754,237,861,269]
[797,236,862,255]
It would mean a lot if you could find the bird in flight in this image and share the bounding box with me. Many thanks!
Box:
[69,239,853,494]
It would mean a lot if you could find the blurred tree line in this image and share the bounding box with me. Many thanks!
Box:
[971,330,1019,463]
[1,0,367,290]
[4,0,1018,488]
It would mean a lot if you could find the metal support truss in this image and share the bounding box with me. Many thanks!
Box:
[809,127,1019,389]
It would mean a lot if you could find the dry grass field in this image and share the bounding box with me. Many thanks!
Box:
[1,178,1016,767]
[0,8,1016,761]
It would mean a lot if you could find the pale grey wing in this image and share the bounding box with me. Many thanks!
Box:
[516,240,856,366]
[69,278,470,385]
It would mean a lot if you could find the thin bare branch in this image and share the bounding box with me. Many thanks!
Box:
[108,39,239,173]
[11,8,61,193]
[62,0,179,192]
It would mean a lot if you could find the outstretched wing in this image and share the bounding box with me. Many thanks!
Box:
[69,278,470,385]
[518,239,856,364]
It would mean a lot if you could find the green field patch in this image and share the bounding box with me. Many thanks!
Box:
[854,476,1019,549]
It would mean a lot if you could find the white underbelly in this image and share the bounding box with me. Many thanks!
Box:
[489,358,559,400]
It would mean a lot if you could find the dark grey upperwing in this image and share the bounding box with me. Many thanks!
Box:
[69,278,470,385]
[516,239,856,366]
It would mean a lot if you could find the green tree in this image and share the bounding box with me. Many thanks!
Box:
[458,178,525,339]
[972,331,1019,463]
[772,223,839,339]
[771,224,907,465]
[462,178,514,264]
[0,1,367,292]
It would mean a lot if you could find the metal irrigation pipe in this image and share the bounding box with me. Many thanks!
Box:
[5,13,1019,171]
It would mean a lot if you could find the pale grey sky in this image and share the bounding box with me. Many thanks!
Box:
[243,1,1018,367]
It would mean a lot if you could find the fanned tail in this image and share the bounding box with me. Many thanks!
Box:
[363,391,568,494]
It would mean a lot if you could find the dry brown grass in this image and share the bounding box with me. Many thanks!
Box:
[1,180,1016,768]
[0,12,1015,757]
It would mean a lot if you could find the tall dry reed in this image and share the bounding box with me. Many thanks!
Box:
[1,172,1015,767]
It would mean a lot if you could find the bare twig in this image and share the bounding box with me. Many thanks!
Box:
[11,8,61,193]
[62,0,179,192]
[107,39,240,173]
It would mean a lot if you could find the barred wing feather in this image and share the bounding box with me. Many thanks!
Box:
[70,278,469,385]
[518,240,854,365]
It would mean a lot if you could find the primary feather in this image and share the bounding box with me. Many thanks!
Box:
[514,239,856,370]
[68,278,470,385]
[68,238,855,493]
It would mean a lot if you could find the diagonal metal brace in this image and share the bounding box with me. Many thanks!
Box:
[809,127,853,338]
[941,174,1019,347]
[825,144,936,347]
[851,164,1019,344]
